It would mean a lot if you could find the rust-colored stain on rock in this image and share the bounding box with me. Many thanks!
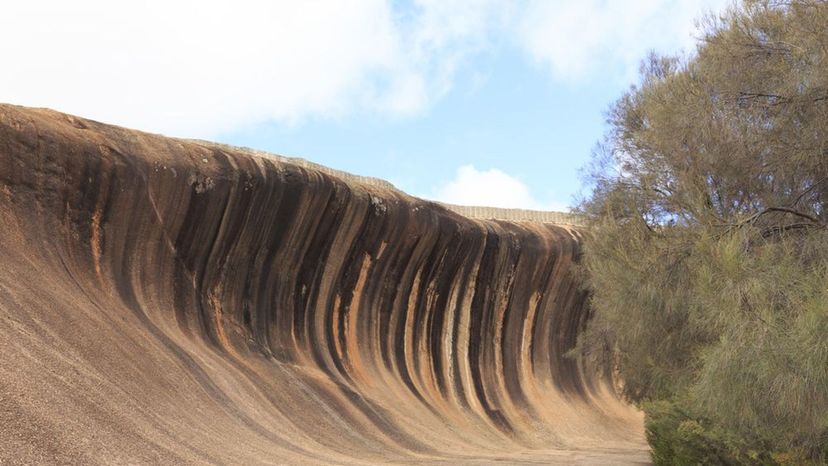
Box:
[0,104,648,465]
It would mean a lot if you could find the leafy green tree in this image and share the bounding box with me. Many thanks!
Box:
[577,0,828,462]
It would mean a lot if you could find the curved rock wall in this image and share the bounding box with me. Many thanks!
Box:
[0,105,645,464]
[192,141,585,226]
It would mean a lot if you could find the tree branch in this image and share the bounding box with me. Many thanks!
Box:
[761,222,826,238]
[750,206,822,225]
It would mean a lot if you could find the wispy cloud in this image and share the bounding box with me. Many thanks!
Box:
[0,0,502,137]
[517,0,730,82]
[1,1,728,139]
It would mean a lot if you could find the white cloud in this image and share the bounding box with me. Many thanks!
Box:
[430,165,569,211]
[518,0,731,82]
[0,0,504,138]
[0,1,732,138]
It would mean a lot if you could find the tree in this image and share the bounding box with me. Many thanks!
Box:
[577,1,828,462]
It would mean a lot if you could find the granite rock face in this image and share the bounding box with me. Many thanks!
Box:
[0,105,646,464]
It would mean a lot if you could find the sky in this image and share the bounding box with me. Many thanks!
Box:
[1,0,731,211]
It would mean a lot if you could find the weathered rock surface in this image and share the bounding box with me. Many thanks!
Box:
[0,104,647,465]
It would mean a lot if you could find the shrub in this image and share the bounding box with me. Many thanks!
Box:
[576,0,828,460]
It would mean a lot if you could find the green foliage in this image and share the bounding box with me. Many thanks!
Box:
[644,400,823,466]
[577,0,828,462]
[645,400,777,466]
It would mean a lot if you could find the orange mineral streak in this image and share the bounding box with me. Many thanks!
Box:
[0,104,648,465]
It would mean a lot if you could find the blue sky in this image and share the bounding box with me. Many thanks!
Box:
[223,48,616,210]
[2,0,730,211]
